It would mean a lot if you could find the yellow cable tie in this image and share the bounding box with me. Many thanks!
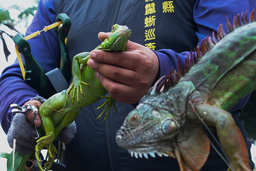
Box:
[24,31,41,40]
[43,21,62,32]
[24,21,62,41]
[15,45,26,79]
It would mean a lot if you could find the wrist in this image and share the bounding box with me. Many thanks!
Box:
[29,95,46,104]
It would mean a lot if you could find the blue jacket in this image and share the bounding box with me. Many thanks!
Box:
[0,0,255,170]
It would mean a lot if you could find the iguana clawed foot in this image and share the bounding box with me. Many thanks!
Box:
[67,80,90,104]
[97,95,116,121]
[35,135,57,170]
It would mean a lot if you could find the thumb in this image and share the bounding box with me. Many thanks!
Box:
[98,32,110,42]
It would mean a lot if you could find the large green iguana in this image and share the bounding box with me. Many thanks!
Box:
[116,11,255,171]
[1,24,131,171]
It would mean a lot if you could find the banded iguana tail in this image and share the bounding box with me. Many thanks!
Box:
[116,11,255,171]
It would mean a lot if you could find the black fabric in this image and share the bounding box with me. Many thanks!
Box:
[55,0,198,63]
[242,91,256,139]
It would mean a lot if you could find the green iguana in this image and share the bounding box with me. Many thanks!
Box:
[1,24,131,171]
[35,24,131,170]
[116,11,255,171]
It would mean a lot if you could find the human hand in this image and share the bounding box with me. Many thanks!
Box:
[6,100,43,154]
[87,32,159,104]
[7,98,77,154]
[23,99,77,143]
[7,106,77,155]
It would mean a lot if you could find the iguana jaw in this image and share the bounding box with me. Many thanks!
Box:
[116,136,179,159]
[125,142,173,159]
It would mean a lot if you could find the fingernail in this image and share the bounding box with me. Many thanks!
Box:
[88,59,94,69]
[95,71,100,78]
[90,52,96,59]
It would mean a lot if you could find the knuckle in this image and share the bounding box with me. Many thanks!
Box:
[133,52,154,71]
[109,69,121,79]
[143,59,154,70]
[107,85,119,97]
[116,53,126,64]
[140,79,151,87]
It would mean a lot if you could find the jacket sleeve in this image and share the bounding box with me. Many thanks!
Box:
[0,0,59,133]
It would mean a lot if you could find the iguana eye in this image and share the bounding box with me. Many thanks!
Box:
[131,114,139,121]
[127,111,140,127]
[112,24,118,32]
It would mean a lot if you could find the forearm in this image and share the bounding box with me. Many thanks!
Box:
[0,63,39,133]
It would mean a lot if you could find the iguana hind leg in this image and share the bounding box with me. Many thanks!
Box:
[36,92,66,170]
[35,116,57,170]
[191,104,251,171]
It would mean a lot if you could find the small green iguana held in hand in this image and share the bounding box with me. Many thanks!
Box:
[34,24,131,170]
[116,11,255,171]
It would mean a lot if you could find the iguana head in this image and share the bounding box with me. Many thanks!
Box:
[116,101,178,158]
[116,80,194,159]
[99,24,132,51]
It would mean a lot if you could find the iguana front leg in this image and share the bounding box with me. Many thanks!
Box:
[67,52,90,104]
[189,104,251,171]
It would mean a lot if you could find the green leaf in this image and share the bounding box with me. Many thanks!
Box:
[18,7,37,19]
[0,152,9,159]
[6,151,30,171]
[0,10,13,23]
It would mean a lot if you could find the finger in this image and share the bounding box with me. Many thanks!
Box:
[89,50,139,71]
[95,72,144,103]
[88,59,138,86]
[98,32,110,42]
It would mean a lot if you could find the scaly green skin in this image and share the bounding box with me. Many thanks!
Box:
[116,19,255,170]
[35,24,131,170]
